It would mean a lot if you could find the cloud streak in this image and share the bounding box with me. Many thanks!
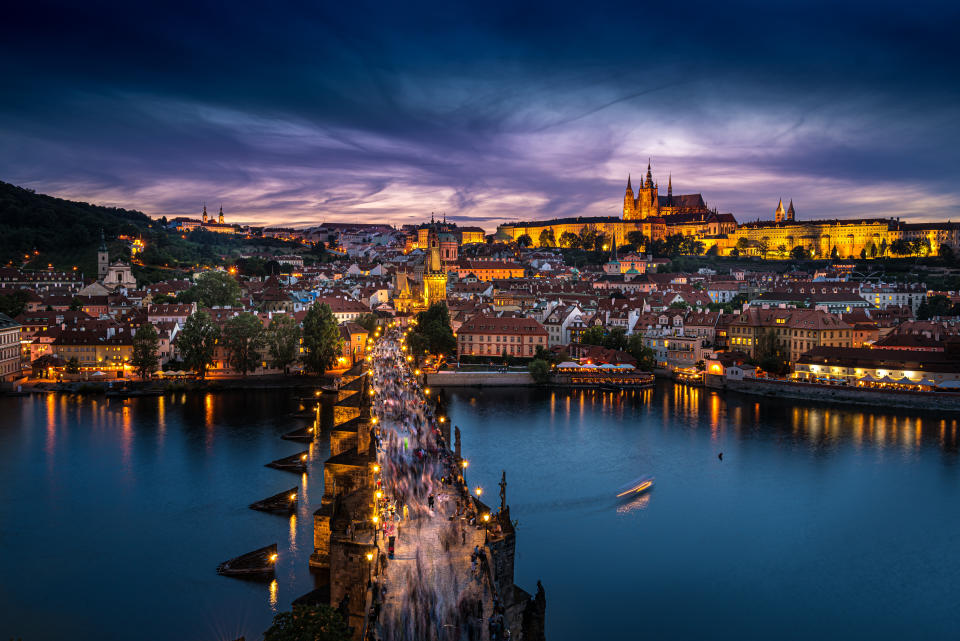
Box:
[1,0,958,230]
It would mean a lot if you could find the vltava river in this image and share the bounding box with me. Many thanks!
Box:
[1,383,958,640]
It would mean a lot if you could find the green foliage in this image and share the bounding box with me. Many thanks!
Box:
[790,245,810,260]
[646,234,706,258]
[131,322,160,379]
[263,604,351,641]
[65,357,80,374]
[0,180,155,267]
[558,231,580,249]
[222,313,266,376]
[627,334,656,371]
[516,233,533,248]
[830,246,839,259]
[579,225,599,252]
[266,314,301,373]
[538,228,556,247]
[579,325,628,351]
[355,313,380,333]
[302,302,342,374]
[626,231,648,251]
[69,297,84,311]
[755,329,790,376]
[917,294,957,320]
[528,359,552,384]
[0,290,31,317]
[578,325,606,347]
[408,303,456,359]
[177,311,220,379]
[188,271,241,307]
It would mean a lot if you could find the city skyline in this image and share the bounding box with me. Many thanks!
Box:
[2,1,958,228]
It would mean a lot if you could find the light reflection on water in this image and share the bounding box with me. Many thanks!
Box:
[447,382,960,641]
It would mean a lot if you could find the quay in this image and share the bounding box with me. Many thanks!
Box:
[307,325,546,640]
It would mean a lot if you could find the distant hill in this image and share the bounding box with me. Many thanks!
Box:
[0,180,159,265]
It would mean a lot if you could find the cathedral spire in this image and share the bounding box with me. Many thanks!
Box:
[626,173,632,191]
[218,203,224,224]
[645,158,654,188]
[668,173,672,198]
[787,199,795,221]
[202,203,208,224]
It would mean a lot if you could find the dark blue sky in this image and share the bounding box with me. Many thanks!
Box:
[2,0,958,229]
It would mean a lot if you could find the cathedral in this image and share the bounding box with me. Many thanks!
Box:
[392,225,448,312]
[622,160,710,220]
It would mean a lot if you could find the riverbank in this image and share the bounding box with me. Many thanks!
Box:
[11,374,336,396]
[722,377,960,412]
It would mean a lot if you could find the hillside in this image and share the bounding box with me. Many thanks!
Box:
[0,180,159,265]
[0,181,318,283]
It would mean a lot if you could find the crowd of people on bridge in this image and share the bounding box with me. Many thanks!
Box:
[364,326,510,641]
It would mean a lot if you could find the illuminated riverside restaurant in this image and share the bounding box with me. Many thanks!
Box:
[793,346,960,390]
[555,361,654,388]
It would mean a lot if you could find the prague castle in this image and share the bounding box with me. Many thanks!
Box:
[494,159,960,258]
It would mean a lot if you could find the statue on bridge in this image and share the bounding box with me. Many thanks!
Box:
[499,470,507,513]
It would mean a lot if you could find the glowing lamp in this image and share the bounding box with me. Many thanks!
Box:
[289,493,297,501]
[372,515,379,524]
[376,490,383,499]
[301,454,307,460]
[366,552,374,562]
[269,553,278,563]
[461,460,469,469]
[373,465,380,473]
[483,514,490,522]
[475,487,483,496]
[424,388,430,395]
[439,416,445,423]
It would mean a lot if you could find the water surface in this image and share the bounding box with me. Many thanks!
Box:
[1,384,958,640]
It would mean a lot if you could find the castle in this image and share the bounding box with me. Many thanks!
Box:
[493,159,960,259]
[622,160,710,220]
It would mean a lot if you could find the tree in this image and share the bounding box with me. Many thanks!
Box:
[69,297,84,311]
[528,359,551,384]
[790,245,810,260]
[755,328,790,377]
[266,314,301,374]
[0,289,31,317]
[302,302,342,374]
[830,246,839,260]
[516,234,532,248]
[579,225,599,251]
[408,303,456,359]
[626,231,648,251]
[355,312,379,333]
[867,241,878,258]
[538,228,556,247]
[776,244,788,258]
[917,294,954,320]
[579,325,606,346]
[627,334,656,371]
[558,231,580,249]
[177,310,220,379]
[879,238,888,257]
[735,237,751,255]
[65,357,80,374]
[222,313,266,376]
[757,238,769,259]
[192,271,241,307]
[131,322,160,380]
[263,604,351,641]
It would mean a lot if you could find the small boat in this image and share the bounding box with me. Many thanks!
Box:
[249,487,299,515]
[216,543,278,578]
[266,451,309,474]
[616,475,655,499]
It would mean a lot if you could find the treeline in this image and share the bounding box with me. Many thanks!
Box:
[0,180,155,265]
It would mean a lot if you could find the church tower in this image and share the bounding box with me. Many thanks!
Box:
[202,204,208,224]
[218,204,224,224]
[97,229,109,280]
[636,159,659,219]
[422,228,448,309]
[623,175,635,219]
[786,199,795,222]
[775,198,786,223]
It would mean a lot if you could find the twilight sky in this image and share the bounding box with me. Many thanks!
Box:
[2,0,958,231]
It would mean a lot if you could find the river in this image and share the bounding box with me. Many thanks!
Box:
[1,383,958,640]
